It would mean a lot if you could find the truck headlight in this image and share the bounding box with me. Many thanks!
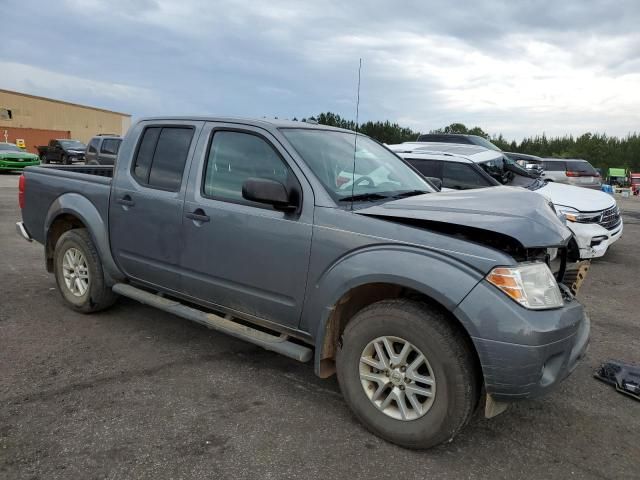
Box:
[486,262,564,310]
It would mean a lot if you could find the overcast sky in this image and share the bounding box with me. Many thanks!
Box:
[2,0,639,140]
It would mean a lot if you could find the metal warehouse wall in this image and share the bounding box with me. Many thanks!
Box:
[0,89,131,148]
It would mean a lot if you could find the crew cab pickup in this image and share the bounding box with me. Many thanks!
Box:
[16,117,590,449]
[37,139,87,164]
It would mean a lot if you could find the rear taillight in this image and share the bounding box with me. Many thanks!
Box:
[565,171,580,177]
[18,174,25,209]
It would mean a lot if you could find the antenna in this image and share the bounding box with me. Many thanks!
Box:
[350,58,363,211]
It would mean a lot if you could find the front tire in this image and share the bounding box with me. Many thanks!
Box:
[40,154,49,164]
[62,154,71,165]
[53,229,117,313]
[336,299,479,449]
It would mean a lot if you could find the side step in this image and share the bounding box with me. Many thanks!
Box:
[112,283,312,362]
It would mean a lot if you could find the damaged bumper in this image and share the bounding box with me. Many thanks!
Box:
[454,280,590,401]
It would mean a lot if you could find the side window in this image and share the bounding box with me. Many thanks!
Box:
[406,158,443,180]
[101,139,120,155]
[543,161,565,171]
[132,127,193,191]
[88,138,100,153]
[442,162,491,189]
[203,130,289,205]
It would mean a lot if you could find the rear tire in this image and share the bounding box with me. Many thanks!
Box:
[336,299,479,449]
[53,228,118,313]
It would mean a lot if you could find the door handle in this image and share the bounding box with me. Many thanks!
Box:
[186,209,210,223]
[117,195,135,207]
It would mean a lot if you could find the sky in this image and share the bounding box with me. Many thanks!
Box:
[1,0,639,140]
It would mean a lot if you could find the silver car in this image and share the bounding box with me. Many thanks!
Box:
[541,159,602,190]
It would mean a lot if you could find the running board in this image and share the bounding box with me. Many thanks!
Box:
[112,283,312,362]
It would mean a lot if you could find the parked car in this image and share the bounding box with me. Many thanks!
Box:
[37,139,87,164]
[0,142,40,171]
[504,152,544,176]
[631,172,640,195]
[391,142,623,260]
[416,133,503,151]
[17,117,589,449]
[86,135,123,165]
[541,158,602,190]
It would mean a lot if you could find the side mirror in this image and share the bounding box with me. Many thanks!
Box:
[242,178,295,210]
[426,177,442,191]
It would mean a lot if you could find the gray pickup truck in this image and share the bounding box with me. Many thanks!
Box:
[16,117,589,449]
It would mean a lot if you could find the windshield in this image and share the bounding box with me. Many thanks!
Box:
[477,155,543,190]
[0,143,22,152]
[281,129,434,201]
[59,140,86,149]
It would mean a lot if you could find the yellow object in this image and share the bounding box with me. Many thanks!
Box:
[15,138,25,149]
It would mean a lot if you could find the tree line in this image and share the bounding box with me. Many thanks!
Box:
[295,113,640,173]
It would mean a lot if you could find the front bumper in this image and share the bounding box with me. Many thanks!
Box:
[454,280,590,401]
[0,160,40,170]
[568,220,623,259]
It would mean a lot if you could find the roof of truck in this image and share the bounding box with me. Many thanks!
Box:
[136,116,355,133]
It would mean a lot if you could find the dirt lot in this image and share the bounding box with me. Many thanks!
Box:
[1,172,639,480]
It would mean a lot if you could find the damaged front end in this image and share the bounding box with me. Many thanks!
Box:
[355,187,590,295]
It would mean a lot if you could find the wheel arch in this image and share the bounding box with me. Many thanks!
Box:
[44,194,123,284]
[307,247,485,379]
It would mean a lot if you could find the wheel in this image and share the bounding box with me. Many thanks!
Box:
[62,154,71,165]
[336,299,479,449]
[53,228,118,313]
[40,154,48,164]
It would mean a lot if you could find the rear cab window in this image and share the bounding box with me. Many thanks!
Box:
[132,126,194,191]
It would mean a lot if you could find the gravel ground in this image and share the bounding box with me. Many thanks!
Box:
[1,172,639,479]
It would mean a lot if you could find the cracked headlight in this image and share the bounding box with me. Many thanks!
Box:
[487,262,563,310]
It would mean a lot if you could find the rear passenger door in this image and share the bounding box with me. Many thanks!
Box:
[109,120,203,293]
[180,123,313,328]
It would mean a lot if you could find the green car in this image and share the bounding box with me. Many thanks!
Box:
[0,143,40,171]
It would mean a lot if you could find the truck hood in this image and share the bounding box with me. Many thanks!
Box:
[537,181,614,212]
[355,186,571,248]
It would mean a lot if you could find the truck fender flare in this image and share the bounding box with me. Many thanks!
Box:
[306,245,484,376]
[45,193,124,285]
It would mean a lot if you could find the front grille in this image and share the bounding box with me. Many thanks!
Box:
[6,157,25,162]
[599,205,621,231]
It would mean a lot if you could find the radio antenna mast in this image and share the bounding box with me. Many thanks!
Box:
[350,58,363,211]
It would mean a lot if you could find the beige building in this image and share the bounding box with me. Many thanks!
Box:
[0,89,131,153]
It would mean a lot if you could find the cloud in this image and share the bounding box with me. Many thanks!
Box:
[1,0,639,139]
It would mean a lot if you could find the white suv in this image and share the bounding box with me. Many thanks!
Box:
[391,142,623,259]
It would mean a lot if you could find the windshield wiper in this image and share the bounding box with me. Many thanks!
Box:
[390,190,430,199]
[338,192,391,202]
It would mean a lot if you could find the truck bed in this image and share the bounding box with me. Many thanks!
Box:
[21,165,114,245]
